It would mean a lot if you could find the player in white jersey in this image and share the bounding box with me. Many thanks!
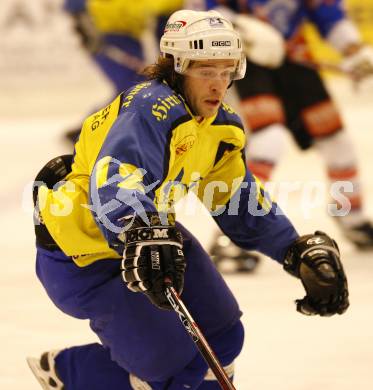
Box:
[197,0,373,272]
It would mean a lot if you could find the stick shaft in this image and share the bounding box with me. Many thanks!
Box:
[165,285,236,390]
[99,45,145,72]
[295,59,357,77]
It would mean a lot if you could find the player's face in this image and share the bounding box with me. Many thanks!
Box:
[183,59,237,119]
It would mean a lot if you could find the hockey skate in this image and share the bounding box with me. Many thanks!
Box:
[27,350,64,389]
[340,221,373,250]
[209,233,260,273]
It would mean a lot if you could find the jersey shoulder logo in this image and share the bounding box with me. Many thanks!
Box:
[151,94,182,121]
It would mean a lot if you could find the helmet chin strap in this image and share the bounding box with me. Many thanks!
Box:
[172,75,199,117]
[183,95,198,118]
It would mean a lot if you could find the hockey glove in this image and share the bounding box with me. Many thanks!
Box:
[234,14,285,68]
[213,7,285,68]
[71,12,102,54]
[121,213,186,310]
[284,231,349,316]
[342,45,373,82]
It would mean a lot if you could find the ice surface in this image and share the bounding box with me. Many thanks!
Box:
[1,67,373,388]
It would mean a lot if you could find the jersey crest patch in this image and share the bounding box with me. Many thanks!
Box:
[175,135,196,156]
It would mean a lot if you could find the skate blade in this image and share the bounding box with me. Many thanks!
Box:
[26,357,50,390]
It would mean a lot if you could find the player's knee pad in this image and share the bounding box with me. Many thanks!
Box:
[165,321,243,389]
[201,320,243,386]
[314,131,357,169]
[301,100,343,139]
[246,123,287,181]
[240,94,285,131]
[212,320,244,365]
[315,131,362,212]
[33,155,73,249]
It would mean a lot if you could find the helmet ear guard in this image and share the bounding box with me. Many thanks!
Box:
[160,10,246,80]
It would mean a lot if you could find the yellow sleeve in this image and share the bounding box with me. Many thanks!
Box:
[150,0,183,14]
[38,96,123,267]
[87,0,182,36]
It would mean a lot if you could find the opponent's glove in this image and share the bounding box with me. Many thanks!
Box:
[284,231,349,316]
[233,14,285,68]
[213,7,285,67]
[121,214,186,310]
[341,45,373,82]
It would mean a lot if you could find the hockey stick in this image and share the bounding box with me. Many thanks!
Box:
[99,45,146,72]
[298,58,373,81]
[164,279,237,390]
[297,59,351,76]
[74,12,147,73]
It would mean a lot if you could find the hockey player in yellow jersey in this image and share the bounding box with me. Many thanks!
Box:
[29,9,349,389]
[63,0,183,142]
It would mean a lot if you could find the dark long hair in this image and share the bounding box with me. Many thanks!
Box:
[141,55,184,93]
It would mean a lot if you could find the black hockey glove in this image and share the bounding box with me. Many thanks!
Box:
[284,231,349,316]
[33,155,73,250]
[121,214,186,310]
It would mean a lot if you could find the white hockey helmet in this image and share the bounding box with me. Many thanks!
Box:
[160,9,246,80]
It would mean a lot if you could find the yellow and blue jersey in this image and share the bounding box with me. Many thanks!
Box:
[64,0,183,38]
[39,79,298,266]
[205,0,346,40]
